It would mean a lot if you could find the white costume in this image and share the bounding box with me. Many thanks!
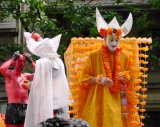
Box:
[24,33,70,127]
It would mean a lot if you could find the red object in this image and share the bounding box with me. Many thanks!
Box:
[0,114,5,121]
[22,83,28,90]
[31,33,41,41]
[99,27,122,37]
[99,28,108,38]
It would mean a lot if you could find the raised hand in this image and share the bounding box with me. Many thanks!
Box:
[25,54,33,64]
[118,72,126,82]
[100,77,113,87]
[19,79,31,90]
[12,51,21,61]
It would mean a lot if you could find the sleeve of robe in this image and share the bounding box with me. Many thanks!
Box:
[77,54,93,117]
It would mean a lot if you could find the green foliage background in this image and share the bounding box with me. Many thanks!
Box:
[0,0,160,71]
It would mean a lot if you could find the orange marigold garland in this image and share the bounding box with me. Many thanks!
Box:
[102,45,121,93]
[116,29,122,36]
[107,27,113,35]
[99,28,122,38]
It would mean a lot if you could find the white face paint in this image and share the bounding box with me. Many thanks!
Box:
[105,34,120,52]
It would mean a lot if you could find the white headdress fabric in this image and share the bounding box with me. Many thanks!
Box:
[24,32,61,58]
[108,17,120,29]
[24,58,70,127]
[96,8,133,37]
[120,13,133,36]
[96,8,108,32]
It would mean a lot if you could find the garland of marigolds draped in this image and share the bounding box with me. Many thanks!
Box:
[102,45,121,93]
[64,37,152,127]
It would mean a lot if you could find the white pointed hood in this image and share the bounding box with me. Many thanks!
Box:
[24,32,61,58]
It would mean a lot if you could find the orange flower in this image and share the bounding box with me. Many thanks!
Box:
[139,115,145,119]
[107,27,113,35]
[141,88,148,92]
[135,93,141,97]
[140,122,144,126]
[141,81,147,85]
[99,27,122,37]
[139,101,147,106]
[116,28,122,36]
[100,28,108,38]
[139,108,146,112]
[141,94,147,98]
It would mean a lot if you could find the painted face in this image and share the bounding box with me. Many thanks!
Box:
[105,34,121,52]
[14,55,26,73]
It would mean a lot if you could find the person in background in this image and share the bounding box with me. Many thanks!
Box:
[0,51,35,127]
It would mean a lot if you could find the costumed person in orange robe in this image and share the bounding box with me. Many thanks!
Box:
[0,51,35,127]
[78,8,133,127]
[23,32,70,127]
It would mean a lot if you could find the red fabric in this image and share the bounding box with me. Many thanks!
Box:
[0,114,5,122]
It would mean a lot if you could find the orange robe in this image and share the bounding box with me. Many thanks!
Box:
[78,48,131,127]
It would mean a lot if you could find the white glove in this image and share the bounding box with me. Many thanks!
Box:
[24,32,32,40]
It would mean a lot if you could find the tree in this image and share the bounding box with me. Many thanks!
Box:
[0,0,159,71]
[0,0,98,55]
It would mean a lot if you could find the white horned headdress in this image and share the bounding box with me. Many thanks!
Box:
[24,32,61,58]
[96,8,133,37]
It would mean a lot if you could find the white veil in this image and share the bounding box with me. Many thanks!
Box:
[24,33,70,127]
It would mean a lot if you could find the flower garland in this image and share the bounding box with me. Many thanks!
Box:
[102,45,121,93]
[100,28,122,38]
